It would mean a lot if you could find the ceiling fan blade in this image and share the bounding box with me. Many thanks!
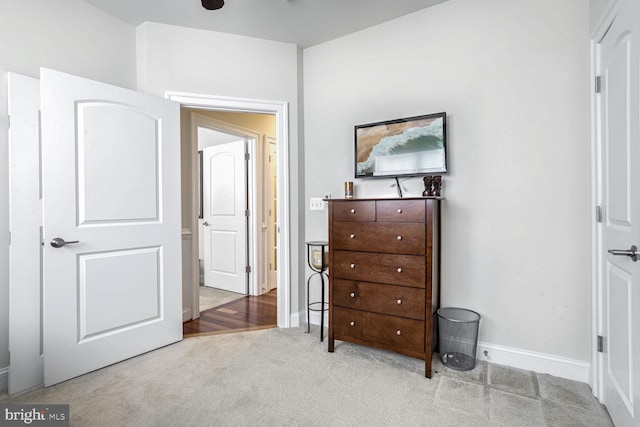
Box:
[201,0,224,10]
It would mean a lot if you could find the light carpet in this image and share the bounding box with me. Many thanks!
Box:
[0,327,612,426]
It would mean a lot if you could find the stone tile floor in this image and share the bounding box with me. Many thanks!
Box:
[430,355,614,426]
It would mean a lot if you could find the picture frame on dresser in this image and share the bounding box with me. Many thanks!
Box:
[327,197,441,378]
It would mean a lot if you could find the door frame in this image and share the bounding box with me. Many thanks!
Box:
[590,0,624,402]
[7,72,43,395]
[168,92,290,328]
[192,113,261,300]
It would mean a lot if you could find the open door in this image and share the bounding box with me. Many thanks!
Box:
[597,0,640,424]
[40,68,182,386]
[202,140,248,294]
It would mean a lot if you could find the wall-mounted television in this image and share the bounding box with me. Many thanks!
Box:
[355,112,447,178]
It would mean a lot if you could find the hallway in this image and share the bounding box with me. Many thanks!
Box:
[183,290,277,337]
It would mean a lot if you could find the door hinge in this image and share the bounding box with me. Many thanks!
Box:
[246,265,252,273]
[596,205,602,223]
[6,114,10,129]
[595,76,602,93]
[597,335,604,353]
[245,209,250,217]
[245,152,250,161]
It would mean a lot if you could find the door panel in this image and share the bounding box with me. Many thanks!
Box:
[78,247,161,340]
[41,68,182,386]
[77,102,160,223]
[210,231,238,273]
[598,0,640,424]
[203,140,247,294]
[606,263,632,403]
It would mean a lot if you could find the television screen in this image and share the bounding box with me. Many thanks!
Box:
[355,112,447,178]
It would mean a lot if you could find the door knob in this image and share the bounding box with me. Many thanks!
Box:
[50,237,80,248]
[608,245,640,262]
[203,221,210,226]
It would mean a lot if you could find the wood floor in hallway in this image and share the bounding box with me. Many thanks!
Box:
[183,289,277,337]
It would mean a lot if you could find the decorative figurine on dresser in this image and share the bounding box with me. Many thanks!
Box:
[327,197,441,378]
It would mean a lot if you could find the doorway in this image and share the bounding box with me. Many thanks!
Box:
[181,107,279,332]
[168,92,290,330]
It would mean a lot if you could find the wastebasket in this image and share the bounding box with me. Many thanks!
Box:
[437,307,481,371]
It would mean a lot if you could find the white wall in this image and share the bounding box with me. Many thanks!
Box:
[304,0,590,366]
[136,22,304,318]
[0,0,137,385]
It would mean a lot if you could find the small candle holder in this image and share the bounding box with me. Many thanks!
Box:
[344,181,354,199]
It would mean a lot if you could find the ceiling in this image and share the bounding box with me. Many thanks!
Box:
[82,0,448,48]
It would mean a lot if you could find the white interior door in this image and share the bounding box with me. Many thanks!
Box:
[41,68,182,386]
[266,136,277,291]
[598,0,640,425]
[8,73,43,394]
[202,140,248,294]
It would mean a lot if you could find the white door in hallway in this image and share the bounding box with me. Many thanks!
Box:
[597,0,640,425]
[202,140,248,294]
[266,136,277,292]
[41,68,182,386]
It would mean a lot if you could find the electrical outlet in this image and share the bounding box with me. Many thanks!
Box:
[324,193,331,207]
[310,197,324,211]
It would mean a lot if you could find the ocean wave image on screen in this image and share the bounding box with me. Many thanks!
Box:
[357,117,444,175]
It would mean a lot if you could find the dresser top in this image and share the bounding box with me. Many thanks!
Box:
[324,197,444,201]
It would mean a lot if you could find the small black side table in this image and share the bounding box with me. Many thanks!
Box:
[306,241,329,341]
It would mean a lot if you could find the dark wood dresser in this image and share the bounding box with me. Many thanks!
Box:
[327,197,441,378]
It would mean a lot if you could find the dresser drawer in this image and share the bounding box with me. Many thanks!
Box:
[332,222,425,255]
[333,279,425,320]
[332,201,376,222]
[333,250,425,288]
[333,307,424,354]
[376,200,425,222]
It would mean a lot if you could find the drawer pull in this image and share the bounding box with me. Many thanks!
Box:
[351,263,356,269]
[397,267,403,273]
[350,234,355,239]
[396,330,402,336]
[397,236,402,241]
[397,209,403,214]
[350,292,356,298]
[397,299,402,305]
[350,209,356,214]
[350,321,356,326]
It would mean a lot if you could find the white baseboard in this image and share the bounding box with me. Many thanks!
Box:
[300,309,328,329]
[290,313,591,384]
[183,307,193,323]
[477,341,590,383]
[0,366,8,393]
[291,309,327,328]
[290,310,302,327]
